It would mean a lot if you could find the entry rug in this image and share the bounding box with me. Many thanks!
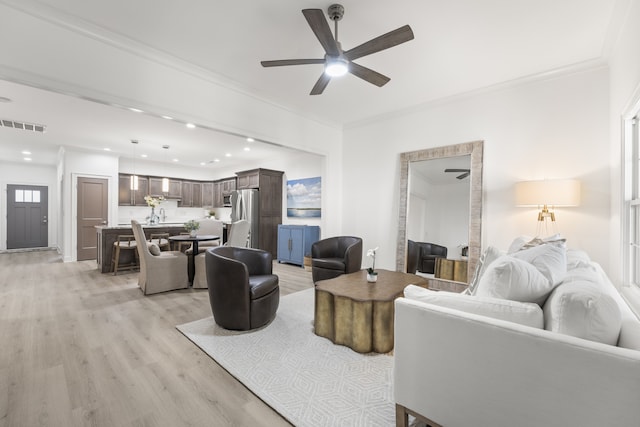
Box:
[176,288,395,426]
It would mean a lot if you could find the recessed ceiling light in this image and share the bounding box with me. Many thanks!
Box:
[214,159,220,162]
[246,137,255,142]
[225,153,232,157]
[161,115,173,120]
[141,154,148,158]
[103,148,111,151]
[244,147,251,151]
[24,157,32,161]
[172,158,179,162]
[21,150,31,155]
[186,123,196,129]
[200,162,206,166]
[0,96,12,103]
[128,107,143,113]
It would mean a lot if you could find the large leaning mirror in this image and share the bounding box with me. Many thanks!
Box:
[396,140,484,283]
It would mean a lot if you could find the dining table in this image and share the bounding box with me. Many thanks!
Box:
[168,234,220,283]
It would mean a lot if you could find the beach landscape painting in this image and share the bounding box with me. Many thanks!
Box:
[287,177,321,218]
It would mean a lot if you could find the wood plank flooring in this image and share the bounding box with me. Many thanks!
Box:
[0,251,314,427]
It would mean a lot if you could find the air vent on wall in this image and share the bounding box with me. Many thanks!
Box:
[0,119,46,133]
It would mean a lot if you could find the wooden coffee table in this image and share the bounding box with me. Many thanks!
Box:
[314,269,428,353]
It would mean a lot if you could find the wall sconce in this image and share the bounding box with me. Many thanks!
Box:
[515,179,581,236]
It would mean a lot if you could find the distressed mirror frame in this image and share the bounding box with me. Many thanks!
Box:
[396,140,484,282]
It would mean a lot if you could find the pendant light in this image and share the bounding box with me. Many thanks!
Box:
[161,145,170,193]
[130,139,139,190]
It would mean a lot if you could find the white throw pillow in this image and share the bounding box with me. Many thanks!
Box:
[511,242,567,285]
[404,285,544,329]
[566,249,593,271]
[474,256,554,305]
[543,281,622,346]
[468,246,505,295]
[507,235,533,254]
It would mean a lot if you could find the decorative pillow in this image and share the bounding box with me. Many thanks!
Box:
[511,242,567,285]
[468,246,505,295]
[507,235,533,254]
[148,243,161,256]
[543,281,622,346]
[404,285,543,329]
[566,249,593,271]
[474,256,554,305]
[508,234,566,253]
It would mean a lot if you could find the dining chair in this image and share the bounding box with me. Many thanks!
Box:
[131,220,189,295]
[192,219,228,288]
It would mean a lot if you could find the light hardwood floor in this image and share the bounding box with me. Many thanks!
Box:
[0,250,313,427]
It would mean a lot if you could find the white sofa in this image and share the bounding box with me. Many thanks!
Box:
[394,245,640,427]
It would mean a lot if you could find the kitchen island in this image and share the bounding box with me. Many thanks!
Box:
[96,223,188,274]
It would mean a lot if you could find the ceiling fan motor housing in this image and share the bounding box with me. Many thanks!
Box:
[328,4,344,21]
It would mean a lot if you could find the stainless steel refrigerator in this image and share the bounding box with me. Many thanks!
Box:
[230,189,260,249]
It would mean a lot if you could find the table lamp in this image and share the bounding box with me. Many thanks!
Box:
[515,179,580,236]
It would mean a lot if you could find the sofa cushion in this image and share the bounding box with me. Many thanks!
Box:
[511,242,567,285]
[474,256,554,305]
[404,285,544,328]
[543,281,622,346]
[468,246,504,295]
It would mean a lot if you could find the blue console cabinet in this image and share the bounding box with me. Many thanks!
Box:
[277,225,320,266]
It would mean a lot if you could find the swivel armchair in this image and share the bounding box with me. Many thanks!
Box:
[205,246,279,330]
[311,236,363,283]
[406,240,448,274]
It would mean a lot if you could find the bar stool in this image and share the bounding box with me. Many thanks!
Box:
[148,233,171,251]
[111,234,138,275]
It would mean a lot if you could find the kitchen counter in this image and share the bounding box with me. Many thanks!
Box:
[96,224,188,274]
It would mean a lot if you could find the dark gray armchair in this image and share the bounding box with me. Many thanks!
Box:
[311,236,363,283]
[205,246,279,330]
[406,240,448,274]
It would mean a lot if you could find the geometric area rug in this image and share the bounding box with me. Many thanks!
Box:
[176,288,396,426]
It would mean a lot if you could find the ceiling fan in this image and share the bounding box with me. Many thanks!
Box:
[260,4,414,95]
[445,168,471,180]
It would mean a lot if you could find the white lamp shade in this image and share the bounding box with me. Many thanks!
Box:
[515,179,581,207]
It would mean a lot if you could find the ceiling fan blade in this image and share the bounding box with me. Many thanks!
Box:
[345,25,415,61]
[457,172,470,180]
[310,73,331,95]
[348,62,390,87]
[261,59,324,67]
[302,9,340,56]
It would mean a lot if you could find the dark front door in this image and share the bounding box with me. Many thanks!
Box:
[7,184,48,249]
[77,177,109,261]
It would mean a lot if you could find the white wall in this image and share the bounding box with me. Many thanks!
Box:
[61,149,119,262]
[344,67,610,271]
[0,161,58,251]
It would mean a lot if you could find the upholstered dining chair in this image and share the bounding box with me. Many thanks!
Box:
[205,246,279,330]
[131,220,189,295]
[225,219,250,247]
[192,219,230,288]
[311,236,363,283]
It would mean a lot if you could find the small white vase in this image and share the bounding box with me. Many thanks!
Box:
[189,230,197,237]
[367,272,378,283]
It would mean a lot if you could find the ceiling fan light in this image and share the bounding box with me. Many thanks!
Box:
[325,58,349,77]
